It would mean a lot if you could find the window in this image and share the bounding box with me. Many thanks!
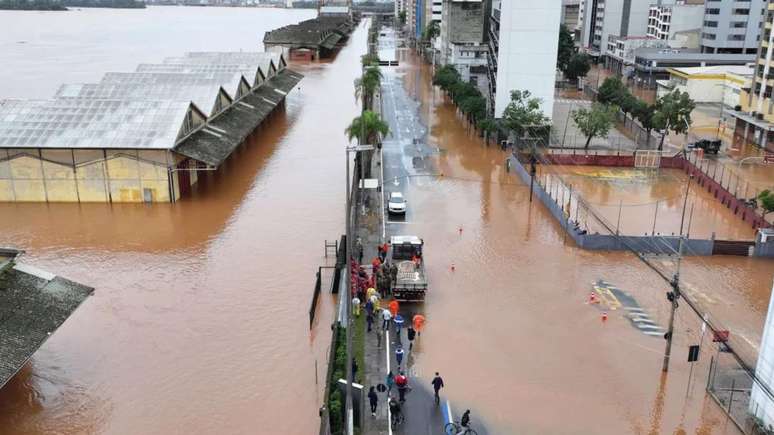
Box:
[704,20,718,28]
[706,8,720,15]
[702,32,717,40]
[732,21,747,28]
[732,9,750,15]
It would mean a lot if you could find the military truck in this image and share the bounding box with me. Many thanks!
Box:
[389,235,427,302]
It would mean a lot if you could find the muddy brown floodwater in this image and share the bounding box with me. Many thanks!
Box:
[1,17,773,434]
[0,20,367,435]
[391,49,774,434]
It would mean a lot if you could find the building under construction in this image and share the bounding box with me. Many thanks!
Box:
[0,52,302,203]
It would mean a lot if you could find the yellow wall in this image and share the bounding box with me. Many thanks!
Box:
[0,148,178,203]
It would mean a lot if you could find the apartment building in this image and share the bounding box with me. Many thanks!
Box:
[701,0,766,54]
[605,35,668,74]
[581,0,652,57]
[440,0,488,91]
[562,0,582,32]
[647,2,704,41]
[487,0,560,120]
[730,1,774,150]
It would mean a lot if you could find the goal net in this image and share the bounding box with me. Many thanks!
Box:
[634,150,662,169]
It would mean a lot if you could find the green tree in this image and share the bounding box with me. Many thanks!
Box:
[459,94,487,125]
[633,100,658,146]
[361,53,380,67]
[345,111,390,178]
[618,91,638,127]
[502,90,550,140]
[557,24,575,72]
[477,118,498,145]
[597,76,626,105]
[571,103,617,149]
[564,53,591,83]
[433,64,461,91]
[758,190,774,218]
[354,65,383,111]
[345,110,390,145]
[422,21,440,42]
[653,90,696,151]
[398,11,407,26]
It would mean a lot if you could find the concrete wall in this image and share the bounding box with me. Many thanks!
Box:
[508,154,715,255]
[0,148,177,203]
[494,0,560,120]
[447,0,484,43]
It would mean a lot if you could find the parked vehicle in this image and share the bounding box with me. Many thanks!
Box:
[388,192,407,215]
[688,139,721,154]
[389,235,426,302]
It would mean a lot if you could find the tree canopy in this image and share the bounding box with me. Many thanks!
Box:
[564,53,591,83]
[758,190,774,218]
[345,110,389,145]
[354,65,383,111]
[557,25,574,72]
[597,77,627,105]
[502,90,550,139]
[571,103,617,149]
[422,21,440,42]
[653,90,695,150]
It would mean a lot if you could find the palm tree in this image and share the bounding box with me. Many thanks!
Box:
[345,111,390,178]
[354,66,383,111]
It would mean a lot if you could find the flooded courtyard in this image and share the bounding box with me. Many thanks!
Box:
[0,9,772,435]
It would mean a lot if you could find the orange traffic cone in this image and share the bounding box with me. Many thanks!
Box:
[601,312,608,323]
[588,292,598,304]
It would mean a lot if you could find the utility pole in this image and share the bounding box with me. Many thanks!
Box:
[662,153,693,372]
[344,147,353,435]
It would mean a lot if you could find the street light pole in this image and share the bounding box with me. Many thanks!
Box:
[662,154,693,372]
[344,148,354,435]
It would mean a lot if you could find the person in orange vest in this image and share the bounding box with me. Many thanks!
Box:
[388,299,399,318]
[412,314,425,336]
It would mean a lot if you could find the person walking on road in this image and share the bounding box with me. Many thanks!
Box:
[368,386,378,416]
[412,314,425,336]
[431,372,444,403]
[388,299,399,318]
[381,308,392,330]
[395,371,409,402]
[395,343,405,368]
[352,296,361,317]
[366,310,374,332]
[407,326,416,350]
[394,313,404,337]
[386,370,395,393]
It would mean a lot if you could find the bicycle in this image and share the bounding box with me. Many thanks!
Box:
[444,421,478,435]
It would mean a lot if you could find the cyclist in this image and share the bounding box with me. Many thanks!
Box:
[458,410,471,433]
[389,398,403,427]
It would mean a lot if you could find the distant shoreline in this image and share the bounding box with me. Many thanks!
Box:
[0,0,146,10]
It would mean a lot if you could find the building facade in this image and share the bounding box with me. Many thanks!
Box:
[440,0,488,89]
[656,65,752,108]
[605,36,668,75]
[488,0,560,120]
[581,0,652,57]
[701,0,766,54]
[750,277,774,428]
[647,3,704,41]
[561,0,581,33]
[730,1,774,151]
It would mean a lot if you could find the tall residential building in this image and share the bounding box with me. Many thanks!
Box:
[562,0,582,32]
[581,0,652,57]
[647,3,704,42]
[730,1,774,150]
[488,0,560,120]
[750,277,774,427]
[440,0,488,90]
[701,0,766,54]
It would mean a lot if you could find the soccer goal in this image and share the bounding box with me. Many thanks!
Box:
[634,150,662,169]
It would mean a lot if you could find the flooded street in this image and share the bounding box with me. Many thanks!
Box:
[0,9,773,434]
[383,47,774,434]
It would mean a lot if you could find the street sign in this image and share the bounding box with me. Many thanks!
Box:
[688,345,700,362]
[712,330,730,343]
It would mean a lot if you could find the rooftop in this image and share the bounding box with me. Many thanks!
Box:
[263,16,353,47]
[0,249,94,389]
[667,64,755,78]
[0,51,302,162]
[634,47,755,63]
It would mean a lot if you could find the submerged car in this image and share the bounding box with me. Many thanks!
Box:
[388,192,407,214]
